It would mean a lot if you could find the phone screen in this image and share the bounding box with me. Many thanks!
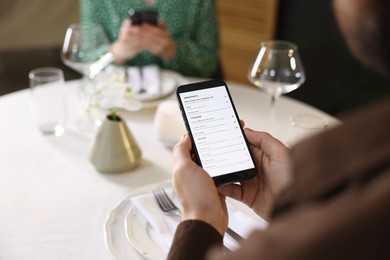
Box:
[176,80,256,185]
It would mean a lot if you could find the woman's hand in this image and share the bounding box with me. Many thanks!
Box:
[218,128,293,221]
[136,21,176,59]
[110,19,142,64]
[172,134,228,235]
[111,20,176,64]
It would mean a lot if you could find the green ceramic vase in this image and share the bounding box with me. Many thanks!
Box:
[89,115,142,173]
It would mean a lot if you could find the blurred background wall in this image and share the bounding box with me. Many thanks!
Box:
[276,0,390,115]
[0,0,81,95]
[0,0,79,50]
[216,0,278,84]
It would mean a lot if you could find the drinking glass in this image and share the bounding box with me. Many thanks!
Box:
[29,67,67,136]
[61,23,114,130]
[248,40,305,130]
[287,114,328,147]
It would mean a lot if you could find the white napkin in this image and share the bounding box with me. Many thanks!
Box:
[131,189,179,250]
[142,65,161,97]
[130,189,268,252]
[127,65,161,100]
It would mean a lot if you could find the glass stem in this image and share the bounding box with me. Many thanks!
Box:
[270,95,276,106]
[85,76,97,108]
[269,95,277,134]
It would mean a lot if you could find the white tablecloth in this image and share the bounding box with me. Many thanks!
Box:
[0,77,339,259]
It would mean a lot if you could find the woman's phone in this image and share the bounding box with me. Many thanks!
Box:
[176,79,257,186]
[128,9,158,26]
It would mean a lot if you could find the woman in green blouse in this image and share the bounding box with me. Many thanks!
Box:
[80,0,220,78]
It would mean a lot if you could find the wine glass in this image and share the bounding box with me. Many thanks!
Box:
[248,40,305,131]
[61,23,114,130]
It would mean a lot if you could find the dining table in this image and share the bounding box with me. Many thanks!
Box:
[0,71,339,259]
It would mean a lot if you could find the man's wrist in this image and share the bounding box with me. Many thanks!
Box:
[182,211,226,236]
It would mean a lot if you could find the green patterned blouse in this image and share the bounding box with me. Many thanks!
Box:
[80,0,220,78]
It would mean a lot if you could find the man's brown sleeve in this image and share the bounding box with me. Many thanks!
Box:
[168,220,223,260]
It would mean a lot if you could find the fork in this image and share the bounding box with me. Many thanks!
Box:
[153,187,244,242]
[153,187,181,216]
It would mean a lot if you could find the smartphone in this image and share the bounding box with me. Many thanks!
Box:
[128,9,143,25]
[176,79,257,186]
[142,11,158,25]
[128,9,158,26]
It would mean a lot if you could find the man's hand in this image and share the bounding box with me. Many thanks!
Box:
[218,129,293,220]
[172,134,228,235]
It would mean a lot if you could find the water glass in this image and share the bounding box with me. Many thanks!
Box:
[29,67,67,136]
[287,114,327,147]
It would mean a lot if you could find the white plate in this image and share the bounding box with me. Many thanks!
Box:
[136,70,177,102]
[97,69,189,111]
[104,180,171,260]
[137,70,190,109]
[104,180,268,259]
[125,206,168,259]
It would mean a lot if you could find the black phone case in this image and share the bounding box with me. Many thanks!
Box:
[128,9,158,25]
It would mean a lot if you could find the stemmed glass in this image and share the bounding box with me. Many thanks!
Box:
[248,40,305,131]
[61,23,114,131]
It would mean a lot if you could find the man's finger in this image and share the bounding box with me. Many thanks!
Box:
[173,134,193,162]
